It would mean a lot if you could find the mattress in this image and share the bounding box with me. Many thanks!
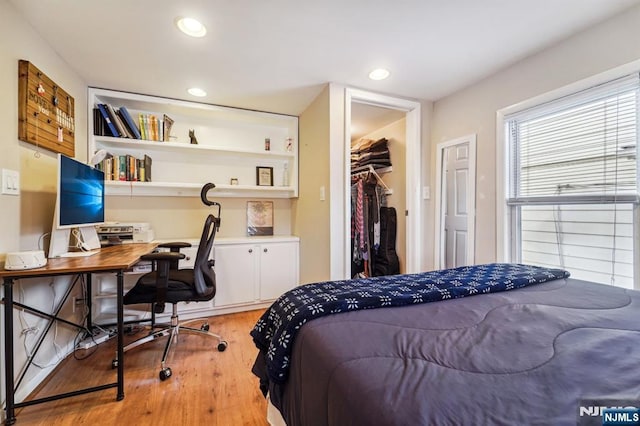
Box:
[254,277,640,425]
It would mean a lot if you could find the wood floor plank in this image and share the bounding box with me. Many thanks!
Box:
[14,309,270,426]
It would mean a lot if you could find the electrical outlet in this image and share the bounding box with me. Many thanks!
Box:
[72,297,84,313]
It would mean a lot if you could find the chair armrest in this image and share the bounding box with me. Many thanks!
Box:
[140,252,185,262]
[157,242,191,250]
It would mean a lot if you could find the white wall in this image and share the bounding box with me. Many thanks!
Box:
[0,0,91,414]
[430,4,640,265]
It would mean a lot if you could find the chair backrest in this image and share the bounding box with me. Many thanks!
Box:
[193,213,217,297]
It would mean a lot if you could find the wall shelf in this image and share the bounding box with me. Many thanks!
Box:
[88,88,299,198]
[105,180,297,198]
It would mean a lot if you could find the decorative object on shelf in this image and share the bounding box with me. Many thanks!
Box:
[256,166,273,186]
[189,129,198,144]
[18,60,75,157]
[230,178,239,185]
[264,137,271,151]
[163,114,174,141]
[285,137,293,152]
[247,201,274,236]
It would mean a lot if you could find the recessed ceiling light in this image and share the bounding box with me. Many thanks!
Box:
[188,87,207,97]
[176,17,207,38]
[369,68,390,81]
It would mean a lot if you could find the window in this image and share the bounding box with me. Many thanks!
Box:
[504,73,639,288]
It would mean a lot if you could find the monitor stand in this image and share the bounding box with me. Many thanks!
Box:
[48,226,102,258]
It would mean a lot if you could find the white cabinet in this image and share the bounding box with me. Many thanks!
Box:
[258,242,299,300]
[214,237,299,310]
[87,88,298,198]
[90,237,299,324]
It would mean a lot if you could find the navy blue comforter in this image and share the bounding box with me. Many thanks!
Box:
[250,263,569,385]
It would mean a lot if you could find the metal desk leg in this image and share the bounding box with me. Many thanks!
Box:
[116,270,124,401]
[3,278,16,425]
[86,273,93,331]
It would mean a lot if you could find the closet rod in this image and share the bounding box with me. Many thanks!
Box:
[351,165,393,194]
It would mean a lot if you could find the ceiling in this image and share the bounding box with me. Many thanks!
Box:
[9,0,640,126]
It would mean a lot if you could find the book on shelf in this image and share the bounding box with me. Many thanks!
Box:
[134,113,169,142]
[143,154,152,181]
[105,104,131,138]
[96,104,120,137]
[93,107,106,136]
[137,158,145,182]
[117,107,141,139]
[150,115,158,141]
[96,153,152,182]
[96,153,151,182]
[118,155,127,180]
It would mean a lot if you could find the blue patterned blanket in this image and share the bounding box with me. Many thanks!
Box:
[250,263,569,384]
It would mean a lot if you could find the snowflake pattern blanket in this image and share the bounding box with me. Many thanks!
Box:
[250,263,570,384]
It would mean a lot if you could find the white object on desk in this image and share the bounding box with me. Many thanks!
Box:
[4,250,47,270]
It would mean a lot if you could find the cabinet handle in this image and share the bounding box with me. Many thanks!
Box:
[264,248,268,253]
[248,249,253,253]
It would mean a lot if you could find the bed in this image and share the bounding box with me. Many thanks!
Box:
[251,264,640,425]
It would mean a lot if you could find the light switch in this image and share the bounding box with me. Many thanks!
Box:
[320,186,325,201]
[422,186,430,200]
[2,169,20,196]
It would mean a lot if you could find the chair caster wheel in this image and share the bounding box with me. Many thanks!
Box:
[217,341,228,352]
[201,324,210,332]
[159,367,172,381]
[111,359,118,369]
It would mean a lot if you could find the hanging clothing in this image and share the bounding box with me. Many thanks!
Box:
[350,172,395,278]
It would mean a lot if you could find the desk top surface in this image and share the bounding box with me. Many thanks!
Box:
[0,243,157,278]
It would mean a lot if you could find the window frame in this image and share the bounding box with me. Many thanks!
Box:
[496,63,640,289]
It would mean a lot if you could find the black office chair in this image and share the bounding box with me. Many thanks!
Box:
[117,183,227,381]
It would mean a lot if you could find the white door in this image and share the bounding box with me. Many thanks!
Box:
[444,144,470,268]
[435,135,476,269]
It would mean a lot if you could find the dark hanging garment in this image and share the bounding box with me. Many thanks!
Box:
[373,207,400,276]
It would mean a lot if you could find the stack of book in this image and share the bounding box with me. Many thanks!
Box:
[93,103,173,142]
[137,113,174,141]
[94,152,152,182]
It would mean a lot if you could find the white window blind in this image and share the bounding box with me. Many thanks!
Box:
[505,73,639,288]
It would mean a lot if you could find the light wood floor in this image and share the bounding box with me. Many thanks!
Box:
[13,309,270,425]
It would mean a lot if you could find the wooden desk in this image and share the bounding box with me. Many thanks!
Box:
[1,243,157,425]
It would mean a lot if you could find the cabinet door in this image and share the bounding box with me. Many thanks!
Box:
[259,242,299,301]
[213,244,258,307]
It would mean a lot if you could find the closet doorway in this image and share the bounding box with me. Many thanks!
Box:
[434,135,476,269]
[344,89,422,278]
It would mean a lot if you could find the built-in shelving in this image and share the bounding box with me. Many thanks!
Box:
[88,88,299,198]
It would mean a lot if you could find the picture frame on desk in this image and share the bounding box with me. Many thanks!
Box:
[256,166,273,186]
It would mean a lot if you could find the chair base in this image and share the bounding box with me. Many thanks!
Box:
[113,304,227,380]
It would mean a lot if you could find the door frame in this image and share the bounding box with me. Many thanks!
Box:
[434,134,477,269]
[343,88,422,277]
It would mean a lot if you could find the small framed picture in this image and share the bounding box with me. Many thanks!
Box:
[256,166,273,186]
[247,201,274,236]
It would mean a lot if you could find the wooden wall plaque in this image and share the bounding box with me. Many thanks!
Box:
[18,60,75,157]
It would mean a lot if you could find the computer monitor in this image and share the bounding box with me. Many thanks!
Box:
[48,154,105,258]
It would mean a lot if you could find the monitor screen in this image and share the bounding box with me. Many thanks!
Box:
[57,154,105,228]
